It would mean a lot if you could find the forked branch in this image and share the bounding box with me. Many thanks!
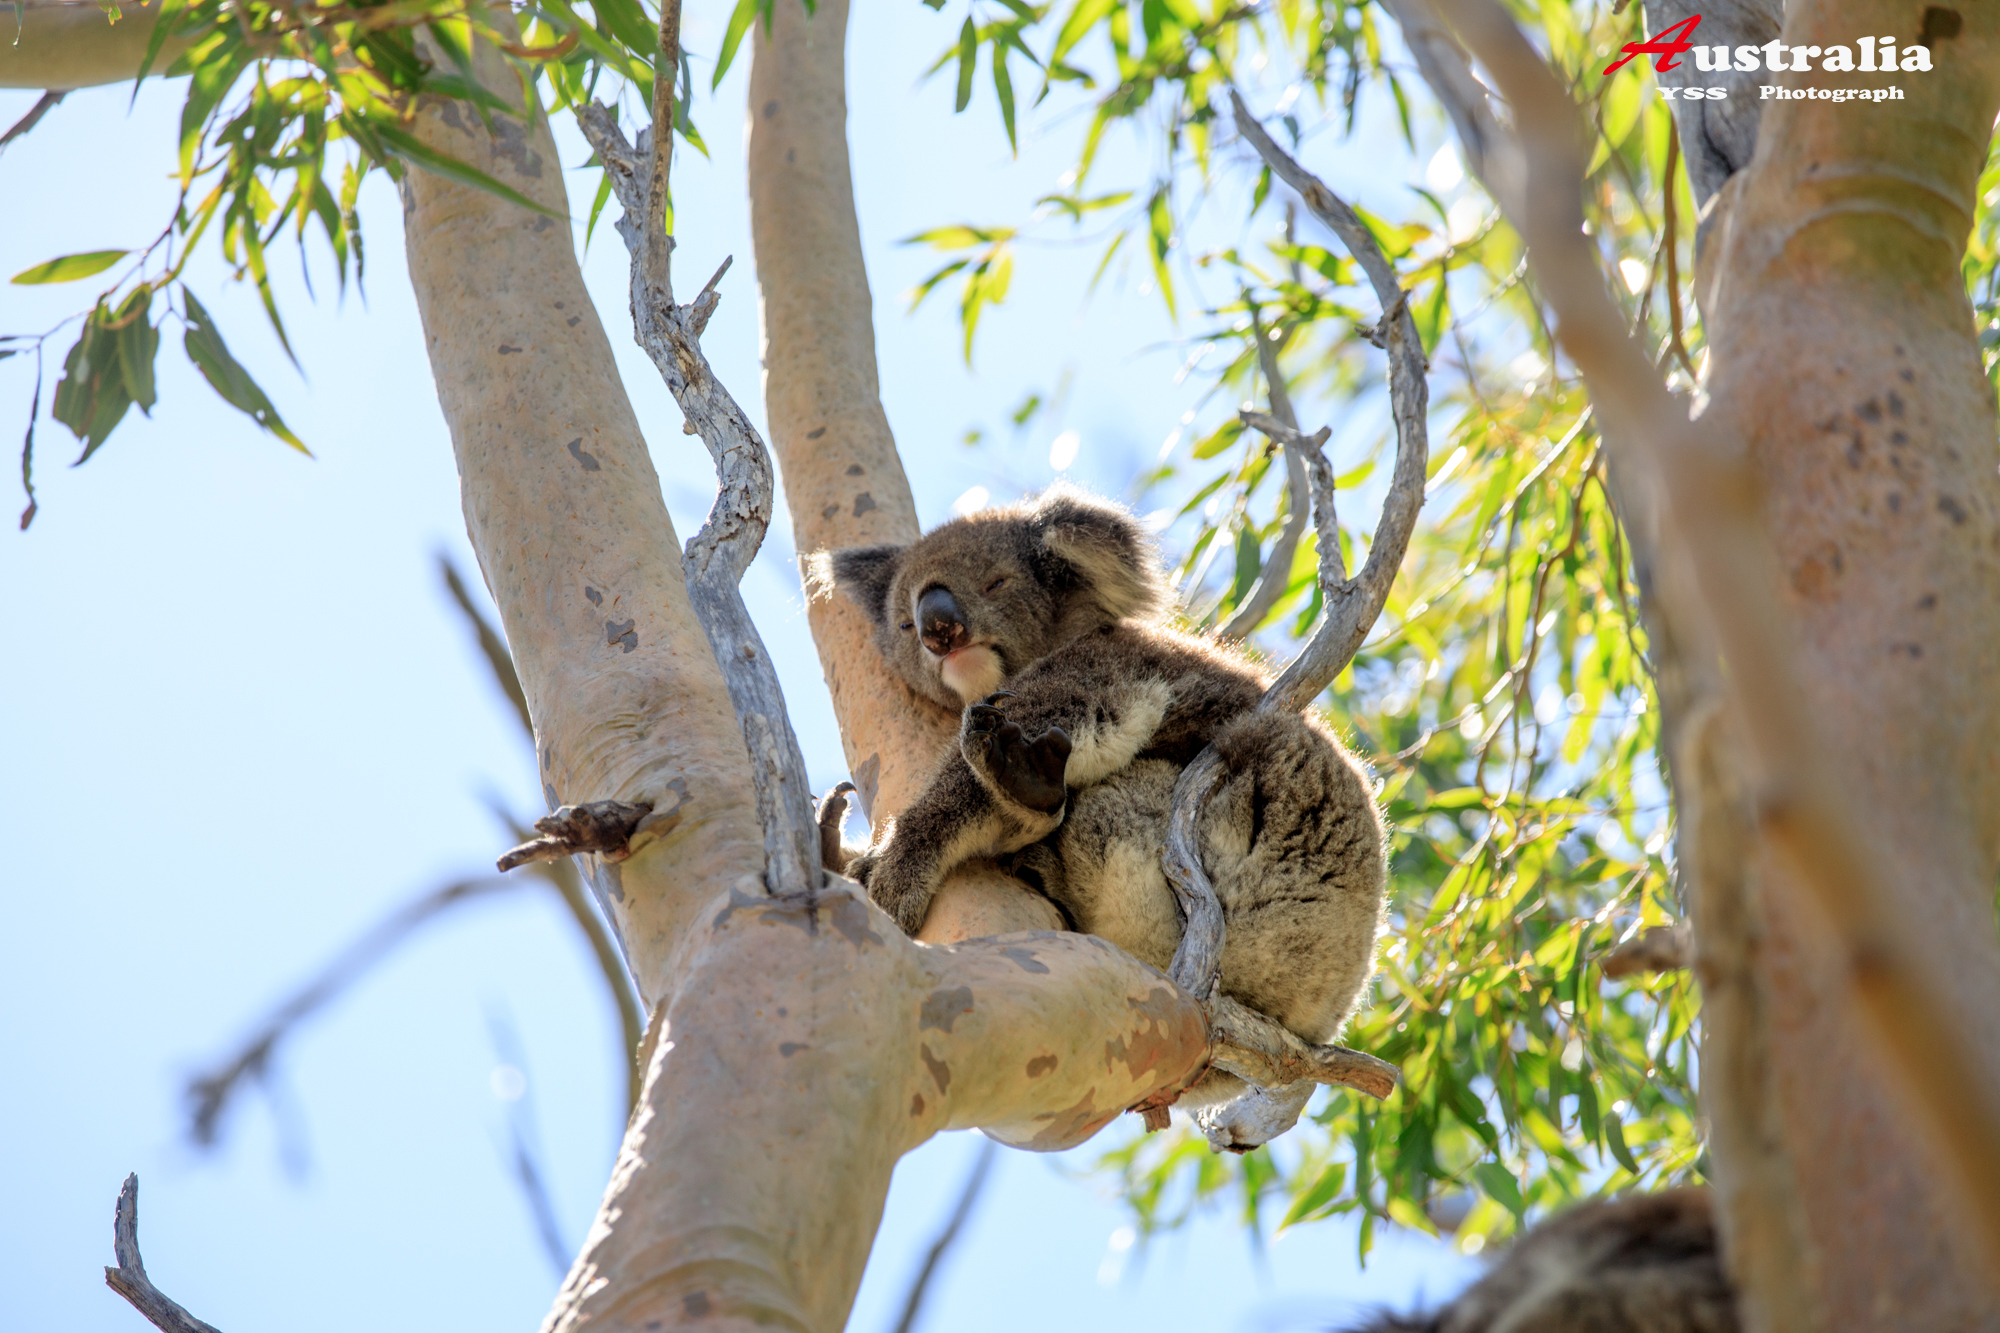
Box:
[573,13,817,894]
[1159,95,1430,1038]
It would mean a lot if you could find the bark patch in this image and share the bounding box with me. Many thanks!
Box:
[921,1043,952,1093]
[998,945,1051,974]
[567,438,601,471]
[921,986,976,1032]
[1027,1054,1058,1078]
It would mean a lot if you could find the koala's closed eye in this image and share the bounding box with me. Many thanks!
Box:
[983,576,1008,593]
[899,619,915,631]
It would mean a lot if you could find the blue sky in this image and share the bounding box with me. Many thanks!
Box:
[0,5,1474,1329]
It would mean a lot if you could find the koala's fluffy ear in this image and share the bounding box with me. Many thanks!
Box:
[810,544,906,626]
[1030,485,1170,622]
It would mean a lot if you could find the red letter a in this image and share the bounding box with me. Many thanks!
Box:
[1603,14,1703,75]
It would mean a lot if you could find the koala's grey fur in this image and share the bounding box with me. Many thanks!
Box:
[1342,1189,1737,1333]
[812,485,1387,1105]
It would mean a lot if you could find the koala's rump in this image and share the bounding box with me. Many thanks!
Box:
[1014,707,1386,1050]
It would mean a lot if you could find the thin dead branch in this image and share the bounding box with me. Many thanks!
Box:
[1419,0,2000,1273]
[439,553,531,738]
[1217,301,1312,640]
[889,1138,999,1333]
[1229,90,1430,712]
[575,61,818,893]
[1204,994,1400,1099]
[104,1175,223,1333]
[183,875,521,1146]
[497,800,653,872]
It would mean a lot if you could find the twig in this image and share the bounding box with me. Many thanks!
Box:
[184,875,521,1147]
[1217,300,1312,640]
[889,1138,999,1333]
[1421,0,2000,1274]
[440,553,531,738]
[575,64,818,894]
[497,800,653,872]
[0,90,64,155]
[104,1175,223,1333]
[487,1010,572,1277]
[1601,922,1694,978]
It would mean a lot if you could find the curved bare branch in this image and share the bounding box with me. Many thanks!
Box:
[1229,90,1431,713]
[1160,95,1430,1039]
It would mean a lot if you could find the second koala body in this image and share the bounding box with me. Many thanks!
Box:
[820,487,1386,1100]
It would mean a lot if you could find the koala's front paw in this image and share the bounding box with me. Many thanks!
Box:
[964,692,1071,814]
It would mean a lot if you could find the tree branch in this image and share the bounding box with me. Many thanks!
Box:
[889,1138,998,1333]
[103,1176,223,1333]
[0,2,189,90]
[1417,0,2000,1276]
[1229,90,1431,713]
[1158,96,1430,1058]
[497,800,654,872]
[575,96,819,895]
[184,875,521,1148]
[0,90,64,154]
[1217,302,1312,640]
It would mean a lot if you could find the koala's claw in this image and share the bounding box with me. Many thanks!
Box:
[965,698,1070,814]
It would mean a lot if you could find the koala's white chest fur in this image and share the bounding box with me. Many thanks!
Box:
[939,645,1006,702]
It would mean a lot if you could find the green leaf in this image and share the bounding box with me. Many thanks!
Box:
[370,123,565,220]
[1053,0,1116,63]
[1278,1160,1346,1231]
[10,250,129,285]
[1472,1162,1526,1221]
[114,291,160,414]
[1605,1106,1642,1175]
[1147,187,1176,316]
[51,316,133,464]
[713,0,760,89]
[992,41,1016,152]
[954,18,978,113]
[182,291,309,455]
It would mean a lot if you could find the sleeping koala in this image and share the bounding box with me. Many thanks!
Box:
[814,486,1386,1101]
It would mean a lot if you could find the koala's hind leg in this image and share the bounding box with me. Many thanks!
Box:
[1200,710,1388,1045]
[853,755,1067,937]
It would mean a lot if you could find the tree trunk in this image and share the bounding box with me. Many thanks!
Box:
[746,0,1064,943]
[391,23,1209,1333]
[1695,2,2000,1323]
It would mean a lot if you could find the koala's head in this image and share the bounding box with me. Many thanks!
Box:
[810,485,1171,709]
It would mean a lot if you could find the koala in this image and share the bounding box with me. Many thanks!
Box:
[1343,1189,1737,1333]
[814,485,1387,1106]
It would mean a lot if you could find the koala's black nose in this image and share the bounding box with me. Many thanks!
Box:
[917,585,970,657]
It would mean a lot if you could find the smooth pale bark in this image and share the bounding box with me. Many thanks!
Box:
[746,0,1061,942]
[1695,2,2000,1323]
[394,28,1204,1333]
[400,46,765,1008]
[0,2,186,90]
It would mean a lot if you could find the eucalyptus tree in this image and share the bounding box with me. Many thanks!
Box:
[8,0,2000,1329]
